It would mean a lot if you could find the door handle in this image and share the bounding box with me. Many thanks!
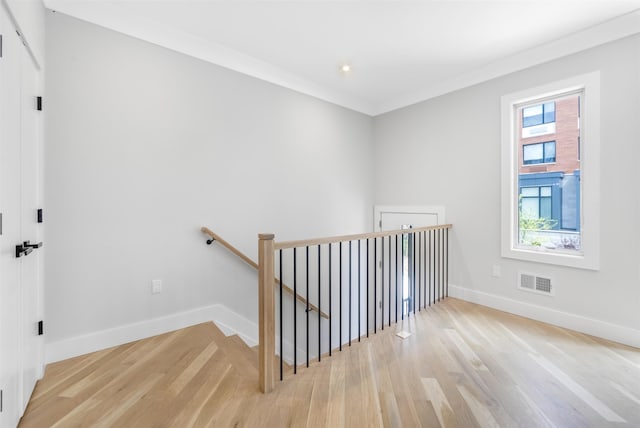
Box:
[15,241,42,258]
[23,241,43,250]
[16,244,32,258]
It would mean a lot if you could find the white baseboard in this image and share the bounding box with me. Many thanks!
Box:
[449,284,640,349]
[45,304,258,364]
[211,305,258,348]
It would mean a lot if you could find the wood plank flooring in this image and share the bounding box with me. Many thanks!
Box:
[19,298,640,427]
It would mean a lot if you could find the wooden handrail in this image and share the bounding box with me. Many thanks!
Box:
[274,224,452,250]
[202,227,260,270]
[201,227,329,319]
[255,224,452,393]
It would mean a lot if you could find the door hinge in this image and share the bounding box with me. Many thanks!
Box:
[0,388,3,412]
[0,212,2,235]
[36,96,43,111]
[37,208,43,223]
[38,320,44,336]
[379,220,382,229]
[0,34,3,58]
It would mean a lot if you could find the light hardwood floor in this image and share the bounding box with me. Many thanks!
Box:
[19,299,640,427]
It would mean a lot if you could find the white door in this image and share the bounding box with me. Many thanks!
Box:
[374,206,445,322]
[375,206,444,232]
[0,14,24,428]
[19,40,44,414]
[0,9,44,425]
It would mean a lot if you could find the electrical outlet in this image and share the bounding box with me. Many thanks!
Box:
[151,279,162,294]
[492,265,501,278]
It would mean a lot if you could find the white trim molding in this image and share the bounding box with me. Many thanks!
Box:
[374,205,446,232]
[501,71,601,270]
[376,11,640,115]
[449,284,640,349]
[44,1,640,116]
[45,304,258,364]
[43,0,373,115]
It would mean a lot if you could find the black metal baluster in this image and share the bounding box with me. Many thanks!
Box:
[440,229,447,299]
[373,237,377,334]
[401,232,404,321]
[339,242,342,352]
[418,232,421,311]
[388,235,391,327]
[317,244,321,362]
[413,232,417,315]
[293,248,297,373]
[366,238,370,338]
[433,229,440,303]
[358,240,361,342]
[349,241,352,346]
[434,229,438,303]
[428,230,432,307]
[381,237,384,331]
[329,243,332,357]
[439,229,442,300]
[438,228,441,301]
[437,229,441,302]
[306,246,310,368]
[436,228,439,302]
[440,228,443,301]
[279,249,283,381]
[435,229,438,303]
[396,234,399,323]
[446,227,449,298]
[423,231,427,309]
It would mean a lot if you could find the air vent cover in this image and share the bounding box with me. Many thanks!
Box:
[518,272,554,295]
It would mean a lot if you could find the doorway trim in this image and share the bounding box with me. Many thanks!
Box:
[374,205,446,232]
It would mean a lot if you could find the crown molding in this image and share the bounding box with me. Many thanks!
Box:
[44,0,375,115]
[374,9,640,115]
[45,1,640,117]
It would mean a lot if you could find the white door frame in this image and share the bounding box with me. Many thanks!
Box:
[0,5,44,424]
[374,205,446,232]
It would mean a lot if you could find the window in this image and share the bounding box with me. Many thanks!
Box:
[518,95,577,249]
[523,141,556,165]
[520,186,552,220]
[522,102,555,127]
[501,72,600,270]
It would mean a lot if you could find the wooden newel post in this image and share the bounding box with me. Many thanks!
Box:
[258,233,275,393]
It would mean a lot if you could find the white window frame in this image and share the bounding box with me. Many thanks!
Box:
[501,72,600,270]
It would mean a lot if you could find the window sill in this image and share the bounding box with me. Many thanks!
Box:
[502,245,598,271]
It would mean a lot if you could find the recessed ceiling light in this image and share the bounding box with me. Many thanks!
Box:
[340,64,352,73]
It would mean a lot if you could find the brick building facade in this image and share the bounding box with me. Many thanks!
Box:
[518,94,581,238]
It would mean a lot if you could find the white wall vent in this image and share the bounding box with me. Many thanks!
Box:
[518,272,554,296]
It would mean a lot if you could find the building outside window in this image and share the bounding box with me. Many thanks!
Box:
[522,102,556,127]
[520,186,552,219]
[517,95,580,249]
[523,141,556,165]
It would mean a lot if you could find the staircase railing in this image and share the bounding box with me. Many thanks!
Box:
[257,224,452,393]
[201,227,328,319]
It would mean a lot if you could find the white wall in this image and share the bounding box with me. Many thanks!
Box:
[44,12,374,348]
[374,35,640,346]
[45,9,639,357]
[3,0,45,68]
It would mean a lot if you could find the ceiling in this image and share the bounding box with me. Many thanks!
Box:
[44,1,640,116]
